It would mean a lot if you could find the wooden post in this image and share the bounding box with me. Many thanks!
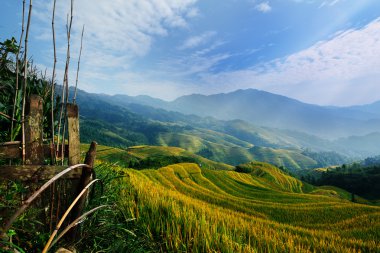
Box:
[67,103,80,166]
[25,95,44,165]
[68,141,97,241]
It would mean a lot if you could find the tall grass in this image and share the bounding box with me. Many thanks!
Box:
[116,163,380,252]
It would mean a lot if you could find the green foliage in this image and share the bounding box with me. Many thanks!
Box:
[0,180,51,252]
[0,37,59,144]
[316,164,380,200]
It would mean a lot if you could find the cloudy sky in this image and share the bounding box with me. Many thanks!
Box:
[2,0,380,106]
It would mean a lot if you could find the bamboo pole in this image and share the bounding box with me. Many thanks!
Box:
[21,0,33,164]
[61,0,74,165]
[51,0,57,163]
[57,0,74,164]
[73,25,84,104]
[10,0,25,142]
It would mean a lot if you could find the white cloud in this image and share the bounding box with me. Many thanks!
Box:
[199,18,380,105]
[179,31,217,50]
[319,0,341,8]
[35,0,198,56]
[32,0,198,98]
[255,2,272,13]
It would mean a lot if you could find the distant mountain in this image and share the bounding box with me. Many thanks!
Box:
[163,89,380,138]
[92,88,380,139]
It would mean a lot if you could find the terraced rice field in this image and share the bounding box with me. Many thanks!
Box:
[113,162,380,252]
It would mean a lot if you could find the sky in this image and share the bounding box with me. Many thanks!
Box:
[1,0,380,106]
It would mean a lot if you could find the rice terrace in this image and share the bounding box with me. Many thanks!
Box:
[1,0,380,252]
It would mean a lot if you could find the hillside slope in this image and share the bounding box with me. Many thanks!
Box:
[112,162,380,252]
[88,144,233,171]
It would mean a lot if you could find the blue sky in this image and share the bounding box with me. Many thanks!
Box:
[1,0,380,106]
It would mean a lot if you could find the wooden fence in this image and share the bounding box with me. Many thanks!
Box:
[0,94,97,244]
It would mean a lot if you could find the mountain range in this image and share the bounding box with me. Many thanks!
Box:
[99,89,380,139]
[67,87,380,170]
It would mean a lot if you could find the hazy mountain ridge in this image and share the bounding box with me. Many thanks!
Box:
[69,86,380,168]
[92,88,380,139]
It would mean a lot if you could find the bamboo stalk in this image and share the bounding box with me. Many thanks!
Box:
[21,0,33,164]
[49,205,109,249]
[57,0,74,164]
[1,164,91,234]
[56,14,70,163]
[10,0,25,142]
[42,179,100,253]
[73,25,84,104]
[51,0,57,164]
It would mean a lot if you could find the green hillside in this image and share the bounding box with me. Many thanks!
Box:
[86,144,233,171]
[158,133,318,169]
[104,161,380,252]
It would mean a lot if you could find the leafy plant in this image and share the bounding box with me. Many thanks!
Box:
[0,37,60,144]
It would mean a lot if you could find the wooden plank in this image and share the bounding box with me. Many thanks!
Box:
[0,165,82,181]
[0,142,68,160]
[0,141,21,159]
[67,103,80,166]
[25,95,44,165]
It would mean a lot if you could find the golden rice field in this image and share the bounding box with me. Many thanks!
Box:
[106,161,380,253]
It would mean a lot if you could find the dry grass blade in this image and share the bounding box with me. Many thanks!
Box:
[42,179,100,253]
